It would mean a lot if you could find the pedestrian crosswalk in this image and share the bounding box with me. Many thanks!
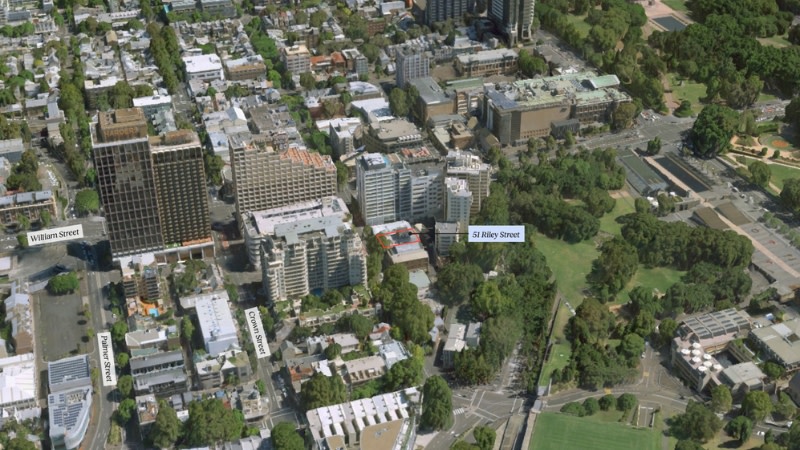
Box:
[453,408,466,416]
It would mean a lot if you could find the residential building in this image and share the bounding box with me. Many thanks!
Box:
[306,388,420,450]
[378,340,410,369]
[135,394,159,439]
[4,283,33,354]
[356,152,444,226]
[341,48,368,76]
[199,0,236,17]
[132,95,173,118]
[130,350,187,396]
[0,138,24,162]
[195,348,253,389]
[281,44,311,74]
[371,222,429,272]
[48,355,92,450]
[442,323,466,369]
[444,177,472,225]
[0,190,56,232]
[445,151,490,217]
[395,47,431,88]
[750,319,800,372]
[425,0,469,25]
[183,54,225,82]
[258,198,367,302]
[149,131,212,250]
[125,328,175,351]
[195,292,239,356]
[482,73,631,145]
[230,142,336,223]
[0,354,40,426]
[236,386,269,422]
[330,121,355,157]
[489,0,534,45]
[435,221,459,257]
[225,55,267,81]
[94,110,212,259]
[344,356,386,385]
[455,49,519,77]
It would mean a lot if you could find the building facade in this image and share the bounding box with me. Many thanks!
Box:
[93,109,165,257]
[489,0,534,45]
[259,199,367,302]
[395,47,431,88]
[444,177,472,224]
[425,0,469,25]
[455,49,519,77]
[281,45,311,74]
[230,142,337,222]
[446,151,490,217]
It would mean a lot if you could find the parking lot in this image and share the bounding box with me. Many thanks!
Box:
[35,289,86,361]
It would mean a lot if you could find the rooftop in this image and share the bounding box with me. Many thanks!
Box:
[456,48,517,64]
[678,308,752,341]
[183,54,223,73]
[48,355,91,391]
[0,353,36,406]
[283,44,310,56]
[195,293,238,350]
[371,118,422,142]
[751,318,800,366]
[720,362,766,388]
[129,350,184,372]
[280,148,336,172]
[408,76,449,105]
[247,196,350,240]
[485,71,631,111]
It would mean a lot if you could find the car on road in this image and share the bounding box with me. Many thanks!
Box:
[641,352,646,359]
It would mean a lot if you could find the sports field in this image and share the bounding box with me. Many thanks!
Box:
[530,413,660,450]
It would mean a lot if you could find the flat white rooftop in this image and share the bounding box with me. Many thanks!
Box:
[183,54,223,73]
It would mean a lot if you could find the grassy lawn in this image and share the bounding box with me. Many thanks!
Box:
[758,92,778,102]
[668,73,707,113]
[661,0,688,12]
[620,266,685,303]
[530,413,660,450]
[758,35,791,48]
[768,162,800,191]
[540,340,572,386]
[564,13,592,38]
[600,193,636,236]
[535,236,596,307]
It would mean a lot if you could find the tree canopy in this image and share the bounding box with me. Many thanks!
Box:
[690,105,740,157]
[75,189,100,215]
[668,401,722,442]
[47,273,79,295]
[151,401,181,448]
[300,373,348,411]
[271,422,304,450]
[183,399,244,446]
[420,376,453,431]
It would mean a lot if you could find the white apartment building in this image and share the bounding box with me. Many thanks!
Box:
[183,54,225,82]
[357,153,444,227]
[281,44,311,74]
[357,153,397,227]
[446,151,491,216]
[195,292,239,356]
[259,198,367,302]
[444,177,472,225]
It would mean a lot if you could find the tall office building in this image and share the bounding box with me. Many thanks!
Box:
[489,0,534,45]
[395,47,431,88]
[425,0,469,26]
[229,138,337,221]
[356,152,444,226]
[150,131,211,248]
[93,109,164,256]
[446,151,491,217]
[93,109,211,259]
[259,197,367,302]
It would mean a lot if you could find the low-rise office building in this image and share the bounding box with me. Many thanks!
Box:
[371,221,429,272]
[183,54,225,82]
[361,118,423,154]
[455,48,518,77]
[750,319,800,373]
[225,55,267,81]
[195,292,239,356]
[48,355,92,450]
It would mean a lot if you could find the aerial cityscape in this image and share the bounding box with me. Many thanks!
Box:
[0,0,798,449]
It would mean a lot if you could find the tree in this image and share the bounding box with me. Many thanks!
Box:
[690,104,739,157]
[750,161,771,187]
[451,442,479,450]
[117,375,133,399]
[470,281,510,319]
[658,318,679,346]
[726,416,753,443]
[389,88,409,117]
[184,399,244,446]
[583,397,600,416]
[612,103,638,130]
[437,262,483,306]
[182,316,195,340]
[116,352,129,368]
[646,136,662,155]
[74,189,100,214]
[47,273,79,295]
[111,320,128,345]
[300,373,347,411]
[116,398,136,425]
[617,393,637,411]
[599,394,616,411]
[40,209,51,227]
[299,72,316,90]
[587,237,639,301]
[762,361,785,380]
[781,178,800,214]
[669,401,722,442]
[742,391,773,422]
[6,438,36,450]
[204,153,224,186]
[674,100,693,118]
[323,342,341,360]
[617,333,645,366]
[151,401,181,448]
[473,426,496,450]
[710,385,732,414]
[421,376,453,431]
[674,440,705,450]
[561,402,586,416]
[322,99,339,118]
[383,354,423,391]
[16,233,27,249]
[272,422,304,450]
